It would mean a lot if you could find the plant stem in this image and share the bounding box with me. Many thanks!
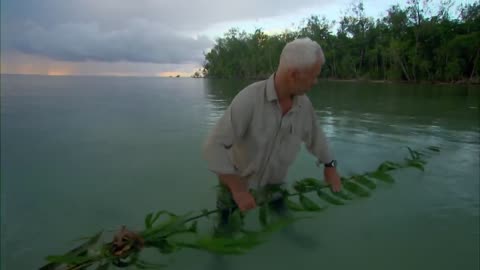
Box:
[183,209,219,224]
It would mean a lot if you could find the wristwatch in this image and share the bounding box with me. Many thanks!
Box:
[324,160,337,168]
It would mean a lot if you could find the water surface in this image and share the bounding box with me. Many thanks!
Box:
[1,75,479,269]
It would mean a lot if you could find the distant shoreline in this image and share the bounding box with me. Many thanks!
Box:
[0,73,187,79]
[2,73,478,85]
[321,78,480,85]
[201,75,480,86]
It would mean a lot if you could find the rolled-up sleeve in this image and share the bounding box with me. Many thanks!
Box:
[202,88,254,175]
[303,102,334,166]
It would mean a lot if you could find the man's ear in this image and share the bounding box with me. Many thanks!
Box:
[287,68,298,82]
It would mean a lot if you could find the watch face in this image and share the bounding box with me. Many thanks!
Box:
[326,160,336,167]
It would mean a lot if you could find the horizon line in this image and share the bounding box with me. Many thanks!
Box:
[0,73,202,78]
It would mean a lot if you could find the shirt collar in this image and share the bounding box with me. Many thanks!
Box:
[266,73,277,102]
[266,73,302,110]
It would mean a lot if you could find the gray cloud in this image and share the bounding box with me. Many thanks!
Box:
[1,0,333,64]
[8,19,213,64]
[2,0,332,31]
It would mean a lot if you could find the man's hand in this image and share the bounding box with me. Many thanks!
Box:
[218,174,256,212]
[231,190,257,212]
[324,167,342,192]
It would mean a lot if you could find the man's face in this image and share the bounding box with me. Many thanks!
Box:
[290,59,322,95]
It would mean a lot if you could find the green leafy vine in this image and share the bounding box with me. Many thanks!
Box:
[39,146,439,270]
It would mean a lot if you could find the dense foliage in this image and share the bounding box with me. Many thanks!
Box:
[201,0,479,83]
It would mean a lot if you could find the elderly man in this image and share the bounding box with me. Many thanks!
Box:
[202,38,341,226]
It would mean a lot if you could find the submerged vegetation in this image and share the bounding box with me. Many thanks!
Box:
[40,146,440,269]
[201,0,479,83]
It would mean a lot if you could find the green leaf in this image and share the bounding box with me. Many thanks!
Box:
[407,146,417,160]
[300,177,324,188]
[418,159,428,165]
[42,230,102,269]
[80,231,102,250]
[369,171,395,183]
[155,211,176,225]
[406,147,424,160]
[316,189,345,205]
[145,211,177,230]
[294,178,327,194]
[285,198,304,211]
[142,212,193,239]
[219,232,265,249]
[293,181,309,193]
[71,231,102,253]
[343,181,371,197]
[228,210,244,232]
[188,221,198,233]
[157,239,177,254]
[427,146,440,152]
[135,259,167,269]
[299,194,325,211]
[354,175,376,190]
[145,213,154,229]
[177,232,266,255]
[259,204,268,227]
[201,208,212,220]
[407,160,425,171]
[331,190,353,200]
[95,262,110,270]
[377,161,401,172]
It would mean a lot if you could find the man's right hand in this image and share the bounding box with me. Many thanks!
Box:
[231,190,256,212]
[218,174,257,212]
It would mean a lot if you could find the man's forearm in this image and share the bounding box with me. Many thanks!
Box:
[218,174,248,193]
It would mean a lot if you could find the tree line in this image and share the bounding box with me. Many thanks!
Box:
[199,0,479,83]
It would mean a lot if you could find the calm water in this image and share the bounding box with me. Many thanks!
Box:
[1,74,479,270]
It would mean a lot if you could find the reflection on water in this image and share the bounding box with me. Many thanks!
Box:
[201,78,479,270]
[203,78,479,145]
[1,75,478,270]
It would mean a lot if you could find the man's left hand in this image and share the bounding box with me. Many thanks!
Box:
[324,167,342,192]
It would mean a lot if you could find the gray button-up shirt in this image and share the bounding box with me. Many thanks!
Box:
[202,73,334,190]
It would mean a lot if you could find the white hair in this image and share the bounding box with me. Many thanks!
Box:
[278,38,325,71]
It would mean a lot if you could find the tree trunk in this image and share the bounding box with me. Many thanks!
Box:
[412,31,419,82]
[333,53,337,78]
[470,48,479,81]
[359,49,364,76]
[398,55,411,81]
[383,51,387,80]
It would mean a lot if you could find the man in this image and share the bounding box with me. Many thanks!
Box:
[202,37,341,224]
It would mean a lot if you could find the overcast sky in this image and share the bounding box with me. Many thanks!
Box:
[0,0,474,76]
